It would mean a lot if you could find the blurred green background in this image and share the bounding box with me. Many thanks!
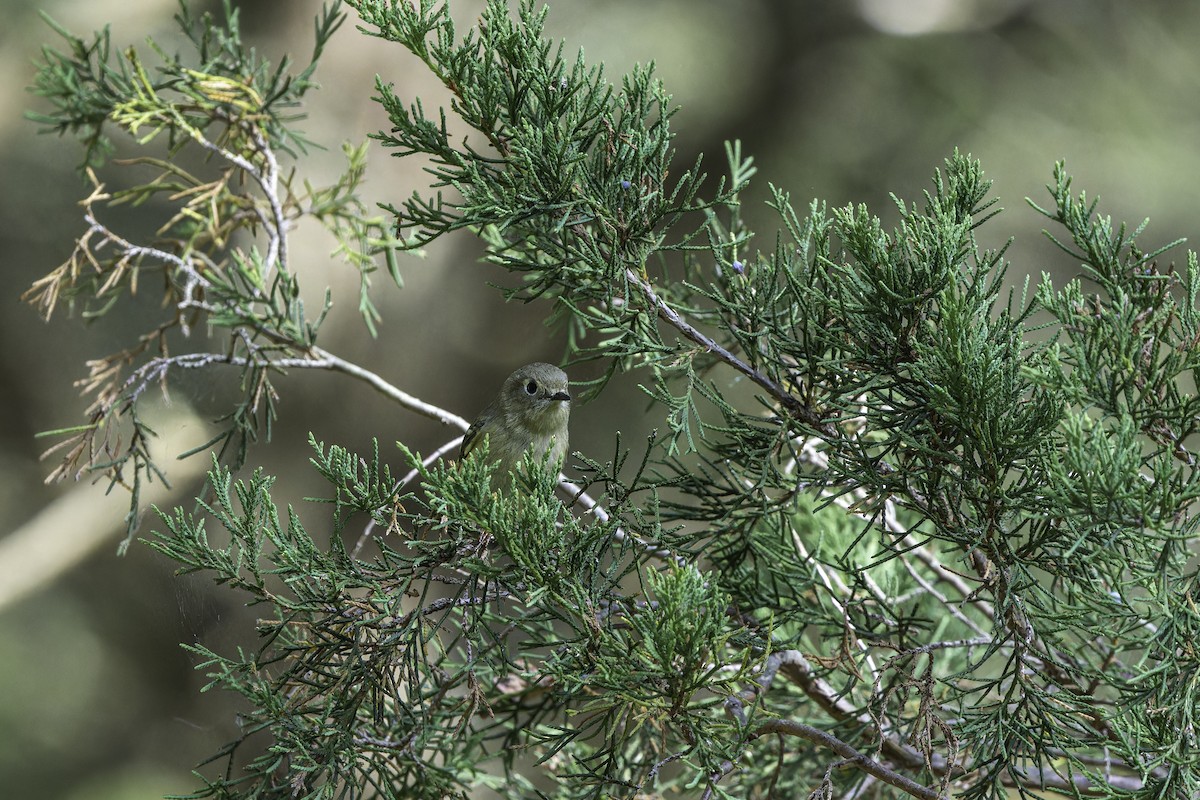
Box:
[3,0,1199,797]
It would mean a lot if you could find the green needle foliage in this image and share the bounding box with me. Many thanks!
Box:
[24,1,1200,798]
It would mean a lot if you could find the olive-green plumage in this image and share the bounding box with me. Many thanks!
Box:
[460,362,571,477]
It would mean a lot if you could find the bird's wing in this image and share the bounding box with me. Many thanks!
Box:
[460,400,496,459]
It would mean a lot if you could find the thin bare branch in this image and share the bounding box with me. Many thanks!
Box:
[626,267,832,435]
[308,346,469,429]
[754,719,949,800]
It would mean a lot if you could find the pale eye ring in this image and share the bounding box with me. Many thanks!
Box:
[524,380,538,395]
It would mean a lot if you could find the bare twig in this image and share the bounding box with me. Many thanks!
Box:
[787,522,881,680]
[309,346,470,429]
[626,267,831,435]
[353,436,465,557]
[82,210,211,326]
[698,760,736,800]
[393,586,511,628]
[112,345,471,432]
[248,125,289,275]
[190,119,288,278]
[764,650,1153,795]
[559,477,680,563]
[754,718,948,800]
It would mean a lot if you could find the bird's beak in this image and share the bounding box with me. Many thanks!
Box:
[552,391,571,402]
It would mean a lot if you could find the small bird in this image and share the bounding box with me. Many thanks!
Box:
[460,362,571,478]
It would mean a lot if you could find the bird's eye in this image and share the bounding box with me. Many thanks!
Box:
[525,380,538,395]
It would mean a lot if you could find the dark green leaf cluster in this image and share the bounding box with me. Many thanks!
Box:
[146,442,766,799]
[339,2,1200,796]
[352,0,741,394]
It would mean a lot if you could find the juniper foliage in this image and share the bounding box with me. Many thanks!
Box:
[25,0,403,547]
[24,1,1200,798]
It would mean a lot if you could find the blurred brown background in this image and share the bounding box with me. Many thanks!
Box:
[3,0,1199,797]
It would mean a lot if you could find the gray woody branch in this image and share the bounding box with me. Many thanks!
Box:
[762,649,1153,796]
